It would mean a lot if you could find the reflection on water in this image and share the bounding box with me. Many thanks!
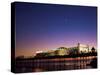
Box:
[15,56,97,73]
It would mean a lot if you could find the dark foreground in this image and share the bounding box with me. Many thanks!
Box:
[15,56,97,73]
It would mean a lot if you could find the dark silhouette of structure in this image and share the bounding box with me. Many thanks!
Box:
[91,47,96,53]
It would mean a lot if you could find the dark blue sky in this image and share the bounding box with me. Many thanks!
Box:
[15,2,97,57]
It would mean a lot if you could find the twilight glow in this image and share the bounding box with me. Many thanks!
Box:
[15,2,97,57]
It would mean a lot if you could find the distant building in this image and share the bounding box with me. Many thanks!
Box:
[67,43,89,54]
[91,47,96,53]
[67,47,78,54]
[35,43,90,57]
[47,50,56,56]
[77,43,89,53]
[55,47,68,56]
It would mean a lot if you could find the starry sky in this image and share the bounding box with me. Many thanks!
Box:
[15,2,97,57]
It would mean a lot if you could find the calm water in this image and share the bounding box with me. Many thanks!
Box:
[15,56,96,73]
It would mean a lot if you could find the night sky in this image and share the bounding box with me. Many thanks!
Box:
[15,2,97,57]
